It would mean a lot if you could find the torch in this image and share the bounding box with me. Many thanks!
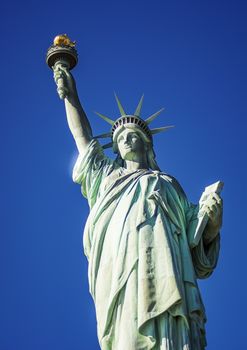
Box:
[46,34,78,99]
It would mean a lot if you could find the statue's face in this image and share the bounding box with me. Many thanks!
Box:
[117,128,145,161]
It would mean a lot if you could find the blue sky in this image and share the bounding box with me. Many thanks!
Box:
[1,0,247,349]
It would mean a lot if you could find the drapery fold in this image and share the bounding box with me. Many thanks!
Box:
[73,140,220,350]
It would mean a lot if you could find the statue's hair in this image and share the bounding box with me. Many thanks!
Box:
[113,125,161,171]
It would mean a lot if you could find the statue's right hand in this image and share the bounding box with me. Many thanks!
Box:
[53,63,77,100]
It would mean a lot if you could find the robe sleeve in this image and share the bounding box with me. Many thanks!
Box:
[186,204,220,279]
[72,139,115,209]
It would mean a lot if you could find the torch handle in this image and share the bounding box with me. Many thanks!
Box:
[56,77,68,99]
[53,60,69,100]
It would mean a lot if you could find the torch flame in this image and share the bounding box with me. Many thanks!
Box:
[53,34,76,47]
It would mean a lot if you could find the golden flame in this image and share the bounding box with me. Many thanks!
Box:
[53,34,76,47]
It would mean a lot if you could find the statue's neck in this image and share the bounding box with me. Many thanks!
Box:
[124,159,149,171]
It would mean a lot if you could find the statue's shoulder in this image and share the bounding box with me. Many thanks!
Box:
[160,172,187,198]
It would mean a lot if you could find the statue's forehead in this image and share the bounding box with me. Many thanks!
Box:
[116,126,140,140]
[118,126,137,134]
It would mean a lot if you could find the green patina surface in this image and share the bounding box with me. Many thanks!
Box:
[72,140,220,350]
[50,59,223,350]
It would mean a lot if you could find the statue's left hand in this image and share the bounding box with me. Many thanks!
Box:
[201,193,223,243]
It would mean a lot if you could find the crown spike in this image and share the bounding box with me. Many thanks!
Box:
[134,94,144,117]
[94,132,112,139]
[102,142,113,149]
[114,93,126,116]
[145,108,165,125]
[150,125,174,135]
[94,111,114,125]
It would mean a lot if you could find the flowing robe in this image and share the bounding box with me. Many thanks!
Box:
[73,140,220,350]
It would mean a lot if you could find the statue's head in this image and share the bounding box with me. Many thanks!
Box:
[113,124,150,167]
[114,126,147,157]
[94,95,174,170]
[111,115,157,169]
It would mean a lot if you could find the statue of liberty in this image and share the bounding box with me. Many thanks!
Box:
[51,49,223,350]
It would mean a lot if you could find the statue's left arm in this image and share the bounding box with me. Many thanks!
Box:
[186,193,223,279]
[201,192,223,245]
[169,176,223,279]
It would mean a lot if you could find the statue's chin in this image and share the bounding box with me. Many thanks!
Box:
[120,150,135,161]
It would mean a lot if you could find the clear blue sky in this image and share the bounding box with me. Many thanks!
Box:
[1,0,246,349]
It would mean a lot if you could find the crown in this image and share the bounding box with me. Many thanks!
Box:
[94,94,174,149]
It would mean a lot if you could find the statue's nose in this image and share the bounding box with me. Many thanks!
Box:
[122,136,129,144]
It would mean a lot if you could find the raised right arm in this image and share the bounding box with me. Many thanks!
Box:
[53,63,93,156]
